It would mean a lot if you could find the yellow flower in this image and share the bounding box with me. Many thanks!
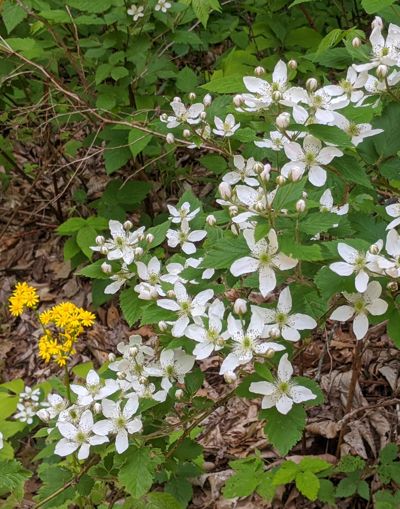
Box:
[9,282,39,316]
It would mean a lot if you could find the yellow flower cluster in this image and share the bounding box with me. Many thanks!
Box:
[9,282,39,316]
[38,302,95,367]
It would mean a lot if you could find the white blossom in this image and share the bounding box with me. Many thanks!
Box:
[70,370,119,406]
[166,219,206,254]
[383,229,400,277]
[105,263,135,294]
[249,353,316,414]
[55,409,108,460]
[213,114,240,137]
[230,228,298,297]
[353,23,400,72]
[255,130,292,151]
[163,100,204,128]
[146,348,195,390]
[127,4,144,21]
[134,256,165,299]
[329,281,388,340]
[37,394,68,421]
[167,202,200,224]
[155,0,171,13]
[319,189,349,215]
[386,202,400,230]
[332,112,383,146]
[223,155,259,186]
[323,67,368,105]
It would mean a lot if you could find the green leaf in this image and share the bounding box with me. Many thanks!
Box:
[76,224,98,259]
[146,220,171,248]
[299,212,340,235]
[273,180,305,210]
[192,0,211,27]
[142,492,182,509]
[361,0,395,14]
[119,289,141,327]
[199,154,227,174]
[318,479,336,505]
[202,74,246,93]
[128,128,152,158]
[336,475,357,497]
[203,234,249,269]
[104,146,131,175]
[77,259,113,279]
[72,361,93,378]
[2,0,27,34]
[333,155,372,188]
[296,470,320,501]
[380,443,398,464]
[223,457,264,499]
[0,460,31,499]
[279,237,323,262]
[118,448,163,499]
[176,67,199,92]
[307,124,352,147]
[57,217,87,235]
[66,0,113,13]
[95,63,113,84]
[263,406,306,456]
[289,0,314,6]
[111,66,129,81]
[273,461,299,485]
[141,302,176,325]
[298,457,331,473]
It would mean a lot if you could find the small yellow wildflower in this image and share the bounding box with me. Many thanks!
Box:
[9,282,39,317]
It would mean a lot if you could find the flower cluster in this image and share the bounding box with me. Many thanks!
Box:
[127,1,172,22]
[8,282,39,317]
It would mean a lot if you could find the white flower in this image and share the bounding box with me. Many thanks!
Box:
[55,409,108,460]
[157,282,213,337]
[163,100,204,128]
[37,394,68,421]
[185,299,230,359]
[323,67,368,104]
[109,335,154,381]
[386,202,400,230]
[329,242,387,292]
[155,0,171,13]
[146,348,195,390]
[134,256,165,299]
[166,219,207,254]
[20,386,40,403]
[329,281,388,340]
[255,130,292,151]
[160,262,185,285]
[281,135,343,187]
[255,287,317,342]
[14,404,37,424]
[127,4,144,21]
[213,114,240,137]
[92,396,142,454]
[223,155,259,186]
[383,229,400,277]
[128,379,167,402]
[353,23,400,72]
[70,370,119,406]
[332,112,383,146]
[58,404,85,425]
[105,263,135,294]
[319,189,349,216]
[220,312,285,374]
[230,228,298,297]
[249,353,316,414]
[363,70,400,97]
[290,87,347,125]
[167,202,200,224]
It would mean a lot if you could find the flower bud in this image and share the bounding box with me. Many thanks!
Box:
[288,59,297,70]
[377,64,388,79]
[166,133,175,144]
[203,93,212,106]
[253,161,264,174]
[219,182,232,199]
[234,298,247,315]
[96,235,105,245]
[269,327,281,339]
[159,320,168,331]
[100,245,109,255]
[233,94,244,107]
[200,111,207,120]
[188,92,196,101]
[224,371,237,384]
[231,224,240,236]
[229,205,238,217]
[108,353,116,362]
[134,247,143,257]
[138,233,145,241]
[139,376,148,385]
[372,16,383,29]
[254,202,265,212]
[123,220,133,231]
[290,166,302,182]
[272,90,282,102]
[167,290,175,298]
[175,389,184,400]
[276,112,290,129]
[173,96,182,102]
[306,77,318,92]
[93,402,102,414]
[276,175,286,186]
[117,371,125,379]
[296,199,306,213]
[302,191,308,199]
[36,409,50,422]
[265,348,276,358]
[183,129,191,138]
[352,37,361,48]
[146,233,154,243]
[281,208,288,216]
[254,66,265,76]
[387,281,398,292]
[129,346,138,357]
[369,243,380,255]
[216,338,225,347]
[160,113,168,122]
[260,168,270,182]
[101,262,112,274]
[206,214,216,226]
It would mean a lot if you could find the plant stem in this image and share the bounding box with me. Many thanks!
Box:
[64,364,72,404]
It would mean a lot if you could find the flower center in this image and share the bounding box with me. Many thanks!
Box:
[340,79,353,92]
[76,431,87,443]
[116,416,126,429]
[354,299,365,314]
[242,335,253,349]
[305,152,316,166]
[354,255,366,270]
[180,300,192,315]
[278,381,290,394]
[276,312,287,326]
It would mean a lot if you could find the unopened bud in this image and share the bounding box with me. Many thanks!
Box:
[173,96,182,102]
[372,16,383,30]
[260,168,270,182]
[352,37,361,48]
[229,205,238,217]
[254,202,265,212]
[93,402,102,414]
[188,92,196,101]
[36,409,50,422]
[233,298,247,315]
[377,64,388,79]
[216,338,225,347]
[183,129,191,138]
[129,346,138,357]
[219,182,232,199]
[158,320,168,331]
[101,262,112,274]
[134,247,143,257]
[200,111,207,120]
[138,376,148,385]
[100,245,109,255]
[276,112,290,129]
[108,353,116,362]
[288,59,297,70]
[254,66,265,76]
[233,94,244,107]
[276,175,286,186]
[206,214,216,226]
[167,290,175,298]
[269,327,281,339]
[290,167,302,181]
[302,191,308,199]
[160,113,168,122]
[146,233,154,243]
[117,371,125,379]
[138,233,145,241]
[369,243,380,255]
[253,161,264,174]
[306,77,318,92]
[175,389,184,400]
[231,224,240,235]
[281,208,288,215]
[123,220,133,231]
[296,199,306,213]
[224,371,237,384]
[272,90,282,102]
[203,93,212,106]
[265,348,276,358]
[96,235,105,245]
[387,281,398,292]
[166,133,175,144]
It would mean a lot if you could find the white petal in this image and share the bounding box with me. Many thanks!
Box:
[338,243,358,263]
[230,256,259,276]
[276,394,293,415]
[92,420,113,436]
[290,313,317,330]
[116,430,129,454]
[289,385,316,403]
[157,299,180,311]
[277,287,292,314]
[355,270,369,293]
[126,417,143,434]
[308,166,327,187]
[193,342,214,360]
[249,381,275,396]
[172,316,190,337]
[259,265,276,297]
[366,299,388,316]
[281,326,301,342]
[135,261,149,281]
[77,443,90,460]
[55,439,79,457]
[277,353,293,382]
[353,313,369,340]
[219,353,239,374]
[123,396,139,418]
[364,280,382,300]
[86,370,100,386]
[330,305,354,321]
[284,142,304,162]
[273,253,298,270]
[58,422,77,440]
[330,262,354,276]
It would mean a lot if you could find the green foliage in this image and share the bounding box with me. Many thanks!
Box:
[0,459,31,500]
[263,406,306,456]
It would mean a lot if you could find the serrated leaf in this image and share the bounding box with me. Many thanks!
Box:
[176,67,199,92]
[307,124,352,147]
[77,259,113,279]
[192,0,210,27]
[361,0,395,14]
[203,234,249,269]
[76,224,98,259]
[202,74,246,93]
[296,470,320,501]
[128,128,152,158]
[273,461,299,485]
[119,289,141,326]
[299,212,339,235]
[2,0,27,34]
[0,460,31,499]
[146,220,171,248]
[118,448,162,499]
[273,180,305,210]
[263,406,306,456]
[57,217,87,235]
[333,155,372,188]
